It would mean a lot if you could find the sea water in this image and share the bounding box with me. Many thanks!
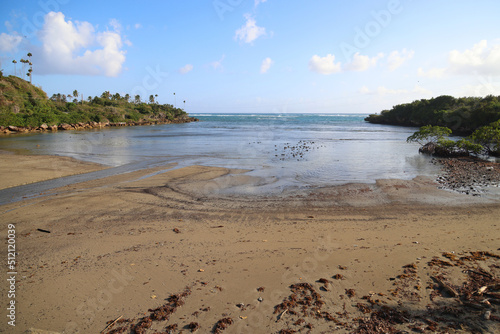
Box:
[0,113,441,193]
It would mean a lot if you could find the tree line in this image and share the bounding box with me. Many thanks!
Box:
[0,75,190,128]
[365,95,500,135]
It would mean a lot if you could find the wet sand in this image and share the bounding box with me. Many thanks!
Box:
[0,156,499,333]
[0,151,107,190]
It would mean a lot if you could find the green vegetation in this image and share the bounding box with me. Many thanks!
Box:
[469,120,500,156]
[0,75,190,128]
[366,95,500,134]
[406,125,452,146]
[407,124,500,157]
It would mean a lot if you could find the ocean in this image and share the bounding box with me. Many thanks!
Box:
[0,113,441,194]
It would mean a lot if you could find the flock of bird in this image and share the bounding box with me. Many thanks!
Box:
[273,140,325,161]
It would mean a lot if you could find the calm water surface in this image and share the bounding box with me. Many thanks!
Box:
[0,114,441,193]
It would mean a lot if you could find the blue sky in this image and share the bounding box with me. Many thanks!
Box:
[1,0,500,114]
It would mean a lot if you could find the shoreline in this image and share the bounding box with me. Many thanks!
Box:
[2,150,500,203]
[0,151,108,190]
[0,116,199,135]
[0,156,499,333]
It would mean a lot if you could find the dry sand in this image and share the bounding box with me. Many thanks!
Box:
[0,155,499,333]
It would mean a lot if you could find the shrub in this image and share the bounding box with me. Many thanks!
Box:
[408,125,484,157]
[470,120,500,156]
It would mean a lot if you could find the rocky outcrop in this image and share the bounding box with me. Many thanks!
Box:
[419,142,436,155]
[1,117,198,135]
[58,123,73,130]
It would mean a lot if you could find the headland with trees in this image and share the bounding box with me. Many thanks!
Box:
[365,95,500,135]
[366,95,500,158]
[0,72,197,134]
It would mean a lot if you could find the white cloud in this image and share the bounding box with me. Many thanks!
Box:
[260,57,273,74]
[134,23,142,29]
[109,18,122,32]
[448,40,500,75]
[418,40,500,79]
[309,52,383,74]
[36,12,126,77]
[210,54,225,70]
[387,48,414,71]
[179,64,193,74]
[234,14,266,44]
[308,54,341,75]
[344,52,383,72]
[0,32,22,53]
[255,0,268,6]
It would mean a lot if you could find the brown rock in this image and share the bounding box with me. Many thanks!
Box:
[39,123,49,130]
[59,123,73,130]
[8,125,19,132]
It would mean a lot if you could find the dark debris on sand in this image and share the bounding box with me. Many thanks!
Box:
[433,157,500,195]
[274,251,500,334]
[101,251,499,334]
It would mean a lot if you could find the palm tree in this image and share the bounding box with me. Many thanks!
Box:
[27,53,33,84]
[124,94,130,102]
[155,94,158,104]
[12,60,17,76]
[20,59,28,79]
[134,95,141,104]
[149,95,154,104]
[173,92,176,108]
[27,68,32,83]
[183,100,186,109]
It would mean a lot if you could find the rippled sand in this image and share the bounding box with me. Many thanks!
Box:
[1,155,499,333]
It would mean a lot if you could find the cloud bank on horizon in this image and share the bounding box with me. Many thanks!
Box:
[0,0,499,114]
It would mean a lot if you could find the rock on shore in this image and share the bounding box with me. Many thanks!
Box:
[433,157,500,195]
[0,117,198,134]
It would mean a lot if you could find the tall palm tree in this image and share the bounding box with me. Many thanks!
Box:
[27,53,33,84]
[173,92,176,108]
[20,59,28,79]
[27,68,32,84]
[12,60,17,76]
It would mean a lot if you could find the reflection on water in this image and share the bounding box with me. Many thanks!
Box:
[0,114,442,191]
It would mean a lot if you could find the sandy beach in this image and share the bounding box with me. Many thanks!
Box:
[1,155,499,334]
